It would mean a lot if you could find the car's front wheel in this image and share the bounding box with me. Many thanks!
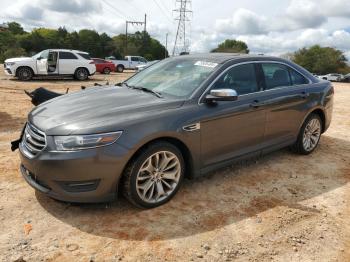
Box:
[291,113,322,155]
[17,67,33,81]
[103,67,111,74]
[74,68,89,80]
[122,142,185,208]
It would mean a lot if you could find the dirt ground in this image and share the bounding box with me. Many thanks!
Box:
[0,68,349,262]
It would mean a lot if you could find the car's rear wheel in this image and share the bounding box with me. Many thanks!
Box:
[291,113,322,155]
[17,67,33,81]
[103,67,111,74]
[116,65,124,73]
[74,68,89,81]
[122,142,185,208]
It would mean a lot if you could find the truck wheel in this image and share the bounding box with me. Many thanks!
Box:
[74,68,89,81]
[116,65,124,73]
[17,67,33,81]
[103,67,111,74]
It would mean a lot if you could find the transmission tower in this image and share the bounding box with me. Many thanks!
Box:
[172,0,192,56]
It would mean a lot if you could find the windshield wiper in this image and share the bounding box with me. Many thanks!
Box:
[123,82,163,98]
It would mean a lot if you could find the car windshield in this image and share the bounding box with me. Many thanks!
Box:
[125,57,219,98]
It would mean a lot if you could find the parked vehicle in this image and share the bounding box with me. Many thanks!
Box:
[4,49,96,81]
[92,58,115,74]
[318,73,344,82]
[105,56,148,72]
[342,73,350,82]
[16,54,333,208]
[136,60,159,71]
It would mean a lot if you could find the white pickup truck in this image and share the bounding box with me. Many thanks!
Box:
[4,49,96,81]
[105,56,148,72]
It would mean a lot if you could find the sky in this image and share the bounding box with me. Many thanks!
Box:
[1,0,350,59]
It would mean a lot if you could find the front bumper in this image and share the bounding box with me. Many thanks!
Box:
[19,141,131,203]
[4,64,14,75]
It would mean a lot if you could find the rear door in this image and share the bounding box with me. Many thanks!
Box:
[58,51,79,74]
[258,62,310,149]
[130,56,140,69]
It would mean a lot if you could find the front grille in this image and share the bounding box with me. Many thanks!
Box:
[21,123,46,158]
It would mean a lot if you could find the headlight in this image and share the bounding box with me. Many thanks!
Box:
[6,62,15,66]
[54,131,122,151]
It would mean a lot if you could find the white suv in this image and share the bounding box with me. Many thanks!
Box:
[4,49,96,81]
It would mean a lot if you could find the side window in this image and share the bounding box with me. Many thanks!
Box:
[212,64,258,95]
[131,57,139,62]
[59,52,78,60]
[261,63,291,89]
[289,68,308,85]
[39,50,49,59]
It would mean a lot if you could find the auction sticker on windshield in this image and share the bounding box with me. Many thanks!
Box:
[194,61,218,68]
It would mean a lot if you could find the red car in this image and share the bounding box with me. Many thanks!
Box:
[92,58,116,74]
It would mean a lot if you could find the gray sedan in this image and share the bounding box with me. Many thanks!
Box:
[18,53,334,208]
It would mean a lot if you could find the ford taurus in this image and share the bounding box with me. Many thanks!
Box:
[18,54,334,208]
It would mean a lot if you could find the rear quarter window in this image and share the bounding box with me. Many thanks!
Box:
[78,53,92,60]
[289,68,309,85]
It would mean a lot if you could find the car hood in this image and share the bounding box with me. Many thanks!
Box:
[29,86,185,135]
[5,57,34,63]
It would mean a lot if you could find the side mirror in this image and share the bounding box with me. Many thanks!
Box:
[205,89,238,102]
[37,57,42,60]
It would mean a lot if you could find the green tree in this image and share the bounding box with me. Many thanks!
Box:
[211,39,249,54]
[7,22,25,35]
[0,22,167,62]
[292,45,347,74]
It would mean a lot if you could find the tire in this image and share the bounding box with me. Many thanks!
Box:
[116,65,124,73]
[291,113,322,155]
[16,67,33,81]
[103,67,111,74]
[74,68,89,81]
[122,142,185,208]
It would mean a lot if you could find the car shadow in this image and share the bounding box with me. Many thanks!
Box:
[36,135,350,241]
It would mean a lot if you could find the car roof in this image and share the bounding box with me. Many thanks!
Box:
[46,49,89,54]
[171,53,287,64]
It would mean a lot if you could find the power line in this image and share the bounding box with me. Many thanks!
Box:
[152,0,173,23]
[172,0,192,56]
[101,0,131,21]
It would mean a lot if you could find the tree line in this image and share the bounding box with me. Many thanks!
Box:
[0,22,168,62]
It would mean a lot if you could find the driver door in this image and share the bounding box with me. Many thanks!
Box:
[36,50,49,75]
[200,63,267,167]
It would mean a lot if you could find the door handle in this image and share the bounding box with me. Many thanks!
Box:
[300,91,309,99]
[250,100,264,108]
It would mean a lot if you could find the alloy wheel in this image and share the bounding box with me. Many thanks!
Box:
[302,118,321,152]
[136,151,181,203]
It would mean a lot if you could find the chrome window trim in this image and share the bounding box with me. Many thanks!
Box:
[198,60,313,105]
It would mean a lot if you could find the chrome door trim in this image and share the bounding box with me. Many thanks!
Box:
[197,60,313,105]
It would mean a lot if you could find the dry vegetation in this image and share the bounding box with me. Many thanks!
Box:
[0,68,349,262]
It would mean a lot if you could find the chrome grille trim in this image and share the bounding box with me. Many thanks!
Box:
[21,123,46,158]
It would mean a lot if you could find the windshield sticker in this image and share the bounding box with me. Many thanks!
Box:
[194,61,218,68]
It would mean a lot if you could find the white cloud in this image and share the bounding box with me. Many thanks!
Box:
[215,8,267,35]
[1,0,350,58]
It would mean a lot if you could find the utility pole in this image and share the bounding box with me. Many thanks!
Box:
[125,14,147,55]
[165,33,168,58]
[172,0,192,56]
